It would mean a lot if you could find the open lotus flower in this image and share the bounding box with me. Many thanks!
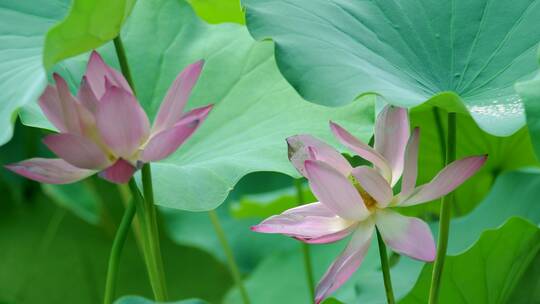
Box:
[6,51,212,184]
[252,105,487,303]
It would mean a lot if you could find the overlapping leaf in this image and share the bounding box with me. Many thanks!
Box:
[400,218,539,304]
[43,0,134,69]
[0,0,134,146]
[22,0,376,211]
[243,0,540,136]
[187,0,244,24]
[0,0,68,145]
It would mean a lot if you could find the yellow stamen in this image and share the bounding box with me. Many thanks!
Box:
[349,175,378,211]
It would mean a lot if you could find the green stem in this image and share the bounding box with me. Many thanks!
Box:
[117,184,146,258]
[294,179,315,301]
[113,36,136,93]
[432,108,446,163]
[104,199,136,304]
[428,112,457,304]
[128,178,167,301]
[432,108,461,216]
[114,33,168,301]
[208,210,250,304]
[376,229,395,304]
[141,164,168,301]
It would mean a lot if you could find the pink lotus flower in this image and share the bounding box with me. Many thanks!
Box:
[252,105,486,303]
[6,51,212,184]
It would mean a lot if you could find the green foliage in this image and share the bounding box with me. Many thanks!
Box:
[321,299,345,304]
[516,47,540,160]
[400,218,540,304]
[0,0,133,145]
[115,297,208,304]
[0,121,43,202]
[242,0,540,136]
[230,183,315,219]
[0,0,68,145]
[161,205,295,273]
[0,194,232,304]
[21,0,376,211]
[157,172,299,275]
[2,0,540,303]
[43,0,134,70]
[225,169,540,303]
[187,0,244,24]
[402,109,538,217]
[42,181,101,225]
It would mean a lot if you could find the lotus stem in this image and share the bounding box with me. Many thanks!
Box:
[208,210,251,304]
[376,228,395,304]
[294,178,316,301]
[114,34,168,301]
[429,112,457,303]
[103,198,136,304]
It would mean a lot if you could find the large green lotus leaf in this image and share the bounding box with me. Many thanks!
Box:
[0,194,233,303]
[242,0,540,136]
[402,110,537,217]
[516,48,540,158]
[0,1,68,146]
[43,0,135,70]
[400,218,539,304]
[507,245,540,302]
[116,297,208,304]
[22,0,375,211]
[187,0,244,24]
[225,169,540,303]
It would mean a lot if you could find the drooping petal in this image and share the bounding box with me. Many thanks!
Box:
[141,105,212,162]
[96,86,150,158]
[5,158,95,184]
[305,160,370,221]
[401,127,420,196]
[287,134,352,177]
[85,51,132,99]
[152,60,204,133]
[43,133,110,170]
[98,159,135,184]
[352,166,393,208]
[397,155,488,206]
[374,105,410,186]
[329,121,392,182]
[375,209,435,261]
[251,202,355,243]
[315,220,374,304]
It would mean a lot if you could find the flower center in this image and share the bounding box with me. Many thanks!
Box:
[349,175,378,211]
